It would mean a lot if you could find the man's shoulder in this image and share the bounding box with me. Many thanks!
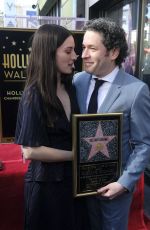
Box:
[74,71,91,82]
[118,69,146,86]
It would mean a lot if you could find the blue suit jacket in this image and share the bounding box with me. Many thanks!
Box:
[73,68,150,191]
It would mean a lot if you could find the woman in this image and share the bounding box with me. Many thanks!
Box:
[15,24,87,230]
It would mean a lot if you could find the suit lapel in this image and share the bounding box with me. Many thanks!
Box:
[82,76,91,113]
[99,84,121,112]
[98,69,124,113]
[76,73,91,113]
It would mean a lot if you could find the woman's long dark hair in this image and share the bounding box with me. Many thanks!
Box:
[25,24,73,125]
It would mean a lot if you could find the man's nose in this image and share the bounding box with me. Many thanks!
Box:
[82,48,89,58]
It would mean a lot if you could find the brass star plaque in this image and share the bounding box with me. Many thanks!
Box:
[72,113,122,197]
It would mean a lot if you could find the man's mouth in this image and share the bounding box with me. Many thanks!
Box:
[84,62,93,67]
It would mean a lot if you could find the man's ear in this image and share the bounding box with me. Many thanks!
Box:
[110,48,120,61]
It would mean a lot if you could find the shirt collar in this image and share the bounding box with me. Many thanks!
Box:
[92,66,119,83]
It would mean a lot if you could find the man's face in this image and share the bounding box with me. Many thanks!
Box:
[82,30,117,77]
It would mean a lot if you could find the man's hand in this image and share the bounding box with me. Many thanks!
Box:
[97,182,128,200]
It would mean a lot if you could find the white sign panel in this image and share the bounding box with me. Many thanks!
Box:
[4,0,16,27]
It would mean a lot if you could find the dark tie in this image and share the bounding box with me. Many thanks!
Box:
[88,79,105,113]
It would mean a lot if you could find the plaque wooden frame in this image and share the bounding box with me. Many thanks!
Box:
[72,113,122,197]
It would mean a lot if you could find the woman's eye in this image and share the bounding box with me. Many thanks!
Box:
[65,50,72,54]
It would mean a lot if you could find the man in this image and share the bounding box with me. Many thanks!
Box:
[73,18,150,230]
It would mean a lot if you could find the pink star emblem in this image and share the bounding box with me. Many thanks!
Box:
[83,123,115,160]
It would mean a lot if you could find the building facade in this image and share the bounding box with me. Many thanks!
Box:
[88,0,150,85]
[38,0,150,84]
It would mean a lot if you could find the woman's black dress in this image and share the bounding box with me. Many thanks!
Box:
[15,85,90,230]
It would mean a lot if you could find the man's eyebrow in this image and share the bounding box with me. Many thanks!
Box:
[82,44,96,47]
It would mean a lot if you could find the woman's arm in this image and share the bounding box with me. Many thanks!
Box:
[22,146,72,162]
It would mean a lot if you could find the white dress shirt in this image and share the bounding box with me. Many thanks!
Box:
[86,67,119,112]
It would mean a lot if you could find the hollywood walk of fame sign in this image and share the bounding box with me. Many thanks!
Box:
[0,28,34,143]
[0,28,83,142]
[72,113,122,197]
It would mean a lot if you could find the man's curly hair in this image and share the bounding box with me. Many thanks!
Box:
[83,18,128,67]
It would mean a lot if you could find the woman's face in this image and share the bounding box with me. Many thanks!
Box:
[56,35,77,74]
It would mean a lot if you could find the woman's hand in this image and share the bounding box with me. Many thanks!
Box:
[21,146,33,160]
[21,146,73,162]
